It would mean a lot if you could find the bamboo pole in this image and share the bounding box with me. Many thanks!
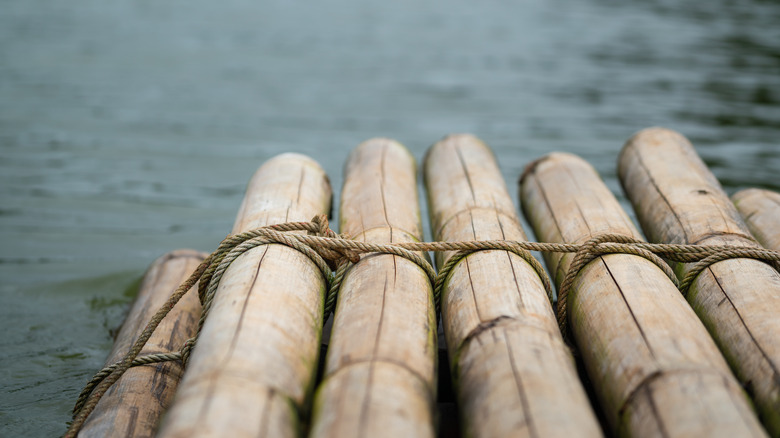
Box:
[520,152,766,437]
[78,249,206,437]
[618,127,780,436]
[308,139,437,438]
[157,153,332,438]
[733,188,780,252]
[424,134,603,438]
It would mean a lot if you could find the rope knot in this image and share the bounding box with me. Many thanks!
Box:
[310,214,335,238]
[308,215,361,268]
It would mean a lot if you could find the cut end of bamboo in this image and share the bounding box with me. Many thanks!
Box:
[733,187,769,201]
[521,150,643,287]
[519,151,581,186]
[233,153,333,233]
[160,248,210,259]
[423,133,520,249]
[345,137,417,177]
[617,126,751,246]
[626,126,684,142]
[423,133,487,162]
[619,125,686,156]
[263,152,333,187]
[732,188,780,252]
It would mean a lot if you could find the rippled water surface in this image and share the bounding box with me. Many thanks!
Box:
[1,0,779,435]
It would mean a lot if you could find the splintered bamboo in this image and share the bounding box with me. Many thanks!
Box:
[520,152,766,437]
[619,127,780,435]
[157,154,332,438]
[733,188,780,252]
[424,134,602,438]
[309,139,437,438]
[79,249,206,437]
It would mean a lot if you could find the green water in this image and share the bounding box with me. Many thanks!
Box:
[1,0,778,435]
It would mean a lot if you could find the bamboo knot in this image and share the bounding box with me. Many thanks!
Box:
[66,217,780,438]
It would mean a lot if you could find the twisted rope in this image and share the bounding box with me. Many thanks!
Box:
[433,241,553,306]
[66,215,780,437]
[554,234,679,339]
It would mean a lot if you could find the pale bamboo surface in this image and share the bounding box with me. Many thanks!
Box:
[424,134,602,438]
[520,152,765,437]
[619,127,780,436]
[309,139,436,438]
[733,188,780,252]
[78,249,206,438]
[157,153,332,438]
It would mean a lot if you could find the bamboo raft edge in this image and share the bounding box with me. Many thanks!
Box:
[72,131,780,438]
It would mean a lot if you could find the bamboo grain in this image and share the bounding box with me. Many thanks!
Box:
[733,188,780,252]
[78,249,206,438]
[309,139,437,438]
[424,134,603,438]
[618,127,780,436]
[520,152,765,437]
[157,153,332,438]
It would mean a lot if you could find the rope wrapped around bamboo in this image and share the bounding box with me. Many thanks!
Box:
[67,151,780,438]
[521,152,767,437]
[308,139,438,438]
[77,250,206,438]
[619,127,780,436]
[424,135,603,438]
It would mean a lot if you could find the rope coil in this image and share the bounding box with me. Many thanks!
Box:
[65,215,780,437]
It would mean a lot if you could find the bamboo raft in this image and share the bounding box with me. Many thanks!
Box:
[71,128,780,438]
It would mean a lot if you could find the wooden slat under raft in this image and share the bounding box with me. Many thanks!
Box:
[618,127,780,436]
[520,152,766,437]
[732,188,780,252]
[424,134,603,438]
[309,139,437,438]
[78,249,206,437]
[157,154,332,438]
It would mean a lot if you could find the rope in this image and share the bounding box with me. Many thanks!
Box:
[65,215,780,437]
[433,242,553,306]
[554,234,679,338]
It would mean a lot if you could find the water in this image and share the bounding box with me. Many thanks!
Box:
[1,0,778,435]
